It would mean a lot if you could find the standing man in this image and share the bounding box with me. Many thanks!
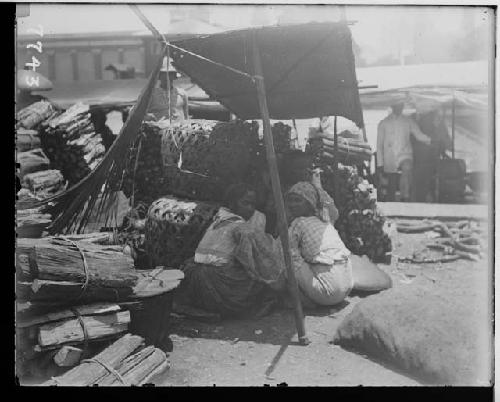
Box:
[376,101,431,202]
[411,108,452,202]
[147,58,189,122]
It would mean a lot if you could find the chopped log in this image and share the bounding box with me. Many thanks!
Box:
[17,302,122,328]
[96,345,169,386]
[37,310,130,349]
[44,333,145,386]
[17,238,137,288]
[53,346,83,367]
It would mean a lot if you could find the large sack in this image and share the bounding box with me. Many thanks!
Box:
[333,283,491,385]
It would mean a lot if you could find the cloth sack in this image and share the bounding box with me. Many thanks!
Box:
[333,284,491,385]
[349,254,392,292]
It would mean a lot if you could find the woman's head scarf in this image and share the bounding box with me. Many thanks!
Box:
[287,181,329,222]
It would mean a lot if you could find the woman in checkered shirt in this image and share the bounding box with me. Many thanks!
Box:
[285,181,354,307]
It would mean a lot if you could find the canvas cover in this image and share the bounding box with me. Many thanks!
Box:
[169,22,364,125]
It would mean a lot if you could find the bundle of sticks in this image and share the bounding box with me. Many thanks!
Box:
[43,334,169,386]
[16,237,138,305]
[308,129,373,165]
[396,219,486,262]
[17,128,41,152]
[40,103,105,185]
[16,100,58,130]
[21,169,66,199]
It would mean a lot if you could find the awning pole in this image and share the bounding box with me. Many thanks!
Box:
[251,32,309,345]
[451,91,456,159]
[333,116,339,188]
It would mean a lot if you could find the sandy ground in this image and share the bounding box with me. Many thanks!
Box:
[148,220,491,386]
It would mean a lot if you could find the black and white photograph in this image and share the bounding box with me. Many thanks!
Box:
[15,1,495,387]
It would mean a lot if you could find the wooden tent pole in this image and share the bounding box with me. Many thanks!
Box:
[451,91,456,159]
[251,33,309,345]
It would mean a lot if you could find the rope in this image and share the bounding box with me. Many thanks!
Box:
[81,357,130,386]
[129,5,253,80]
[130,135,143,208]
[70,307,89,359]
[53,237,90,300]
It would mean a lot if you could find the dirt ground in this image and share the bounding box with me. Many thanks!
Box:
[149,220,491,386]
[18,219,490,386]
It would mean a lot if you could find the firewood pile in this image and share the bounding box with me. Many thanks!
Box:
[39,103,105,186]
[15,236,183,382]
[122,120,293,206]
[315,162,392,263]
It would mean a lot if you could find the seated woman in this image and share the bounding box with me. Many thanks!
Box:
[179,183,286,317]
[285,182,392,307]
[285,181,354,307]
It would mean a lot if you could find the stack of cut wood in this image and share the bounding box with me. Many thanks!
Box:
[16,302,131,374]
[21,169,65,199]
[145,196,219,268]
[40,103,105,185]
[308,129,373,165]
[43,334,169,386]
[17,128,41,152]
[121,121,172,206]
[16,100,57,130]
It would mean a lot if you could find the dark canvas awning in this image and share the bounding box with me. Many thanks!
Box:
[169,22,364,126]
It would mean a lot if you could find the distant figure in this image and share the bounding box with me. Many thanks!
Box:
[90,108,115,152]
[146,58,189,122]
[411,109,452,202]
[376,101,431,202]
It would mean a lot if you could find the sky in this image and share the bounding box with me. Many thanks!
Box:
[17,4,492,64]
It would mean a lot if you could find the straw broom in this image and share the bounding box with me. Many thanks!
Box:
[37,47,166,235]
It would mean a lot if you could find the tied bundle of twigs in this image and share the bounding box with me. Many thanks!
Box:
[37,47,166,235]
